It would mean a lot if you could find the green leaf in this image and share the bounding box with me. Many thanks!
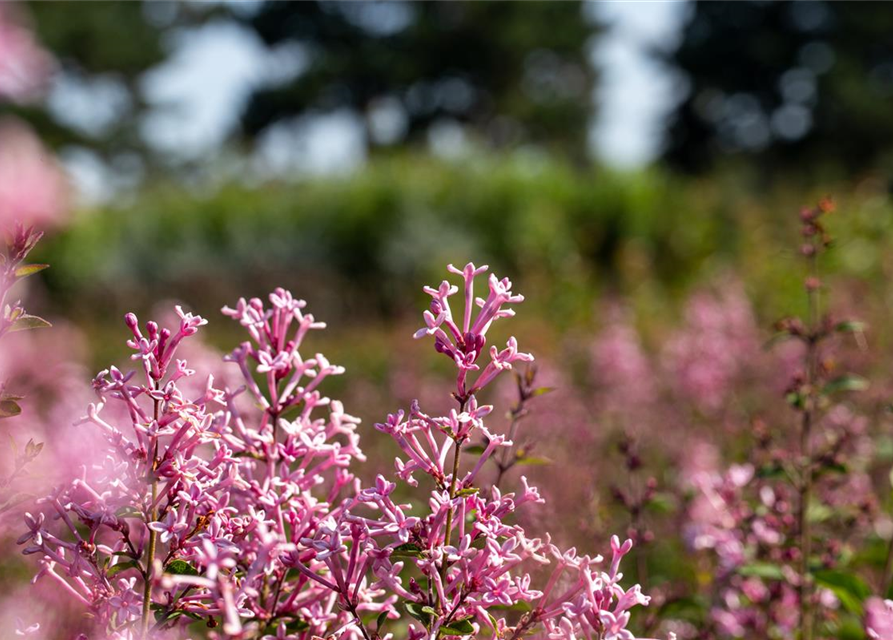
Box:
[463,444,486,455]
[0,399,21,419]
[391,542,424,558]
[441,617,475,635]
[405,602,434,627]
[817,462,848,476]
[489,601,532,613]
[737,562,785,580]
[285,618,310,632]
[116,506,143,519]
[835,320,866,334]
[155,608,204,624]
[14,264,49,279]
[107,561,140,578]
[807,503,833,523]
[786,391,806,409]
[756,464,786,479]
[645,493,676,514]
[455,487,479,498]
[531,387,555,397]
[165,560,199,576]
[484,610,500,635]
[813,569,870,615]
[376,610,389,632]
[822,374,869,395]
[8,314,51,333]
[657,595,709,622]
[514,456,551,466]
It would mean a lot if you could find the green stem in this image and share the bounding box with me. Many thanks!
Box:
[440,400,466,591]
[442,439,462,553]
[141,390,161,637]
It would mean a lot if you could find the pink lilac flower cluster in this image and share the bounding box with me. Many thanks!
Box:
[673,202,886,640]
[679,377,875,638]
[19,265,660,640]
[866,598,893,640]
[682,460,810,638]
[661,283,758,413]
[0,225,52,513]
[17,288,366,638]
[0,120,69,228]
[590,309,655,416]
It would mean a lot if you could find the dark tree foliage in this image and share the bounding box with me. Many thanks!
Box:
[239,1,598,159]
[662,1,893,177]
[2,2,166,156]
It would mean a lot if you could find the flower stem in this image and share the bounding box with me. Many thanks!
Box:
[443,439,462,551]
[441,399,466,590]
[141,391,161,637]
[798,251,819,640]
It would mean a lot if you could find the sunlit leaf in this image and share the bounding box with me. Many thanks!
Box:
[391,543,424,559]
[14,264,49,279]
[514,456,551,466]
[737,562,784,580]
[441,617,475,635]
[166,560,199,576]
[822,374,869,395]
[107,561,140,578]
[405,602,433,627]
[813,569,870,615]
[8,314,51,333]
[0,399,22,419]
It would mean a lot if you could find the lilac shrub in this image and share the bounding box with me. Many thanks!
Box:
[0,225,53,519]
[19,264,659,640]
[678,201,879,640]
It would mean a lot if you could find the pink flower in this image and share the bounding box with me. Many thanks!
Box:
[866,598,893,640]
[148,509,189,545]
[0,6,53,102]
[0,120,68,228]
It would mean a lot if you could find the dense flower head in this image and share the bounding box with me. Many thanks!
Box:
[414,262,532,401]
[19,290,365,638]
[17,268,656,640]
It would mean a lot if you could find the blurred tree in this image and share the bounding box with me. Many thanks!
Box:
[2,2,164,157]
[239,1,598,160]
[662,1,893,177]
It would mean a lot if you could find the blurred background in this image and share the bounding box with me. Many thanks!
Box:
[5,2,893,633]
[6,0,893,329]
[4,0,893,337]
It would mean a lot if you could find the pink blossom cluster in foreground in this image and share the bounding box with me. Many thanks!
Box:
[18,264,662,639]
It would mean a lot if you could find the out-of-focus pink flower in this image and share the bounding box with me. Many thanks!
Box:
[0,5,53,102]
[662,282,758,412]
[866,597,893,639]
[0,120,69,227]
[591,310,655,413]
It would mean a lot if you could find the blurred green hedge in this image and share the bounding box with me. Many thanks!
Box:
[33,153,893,332]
